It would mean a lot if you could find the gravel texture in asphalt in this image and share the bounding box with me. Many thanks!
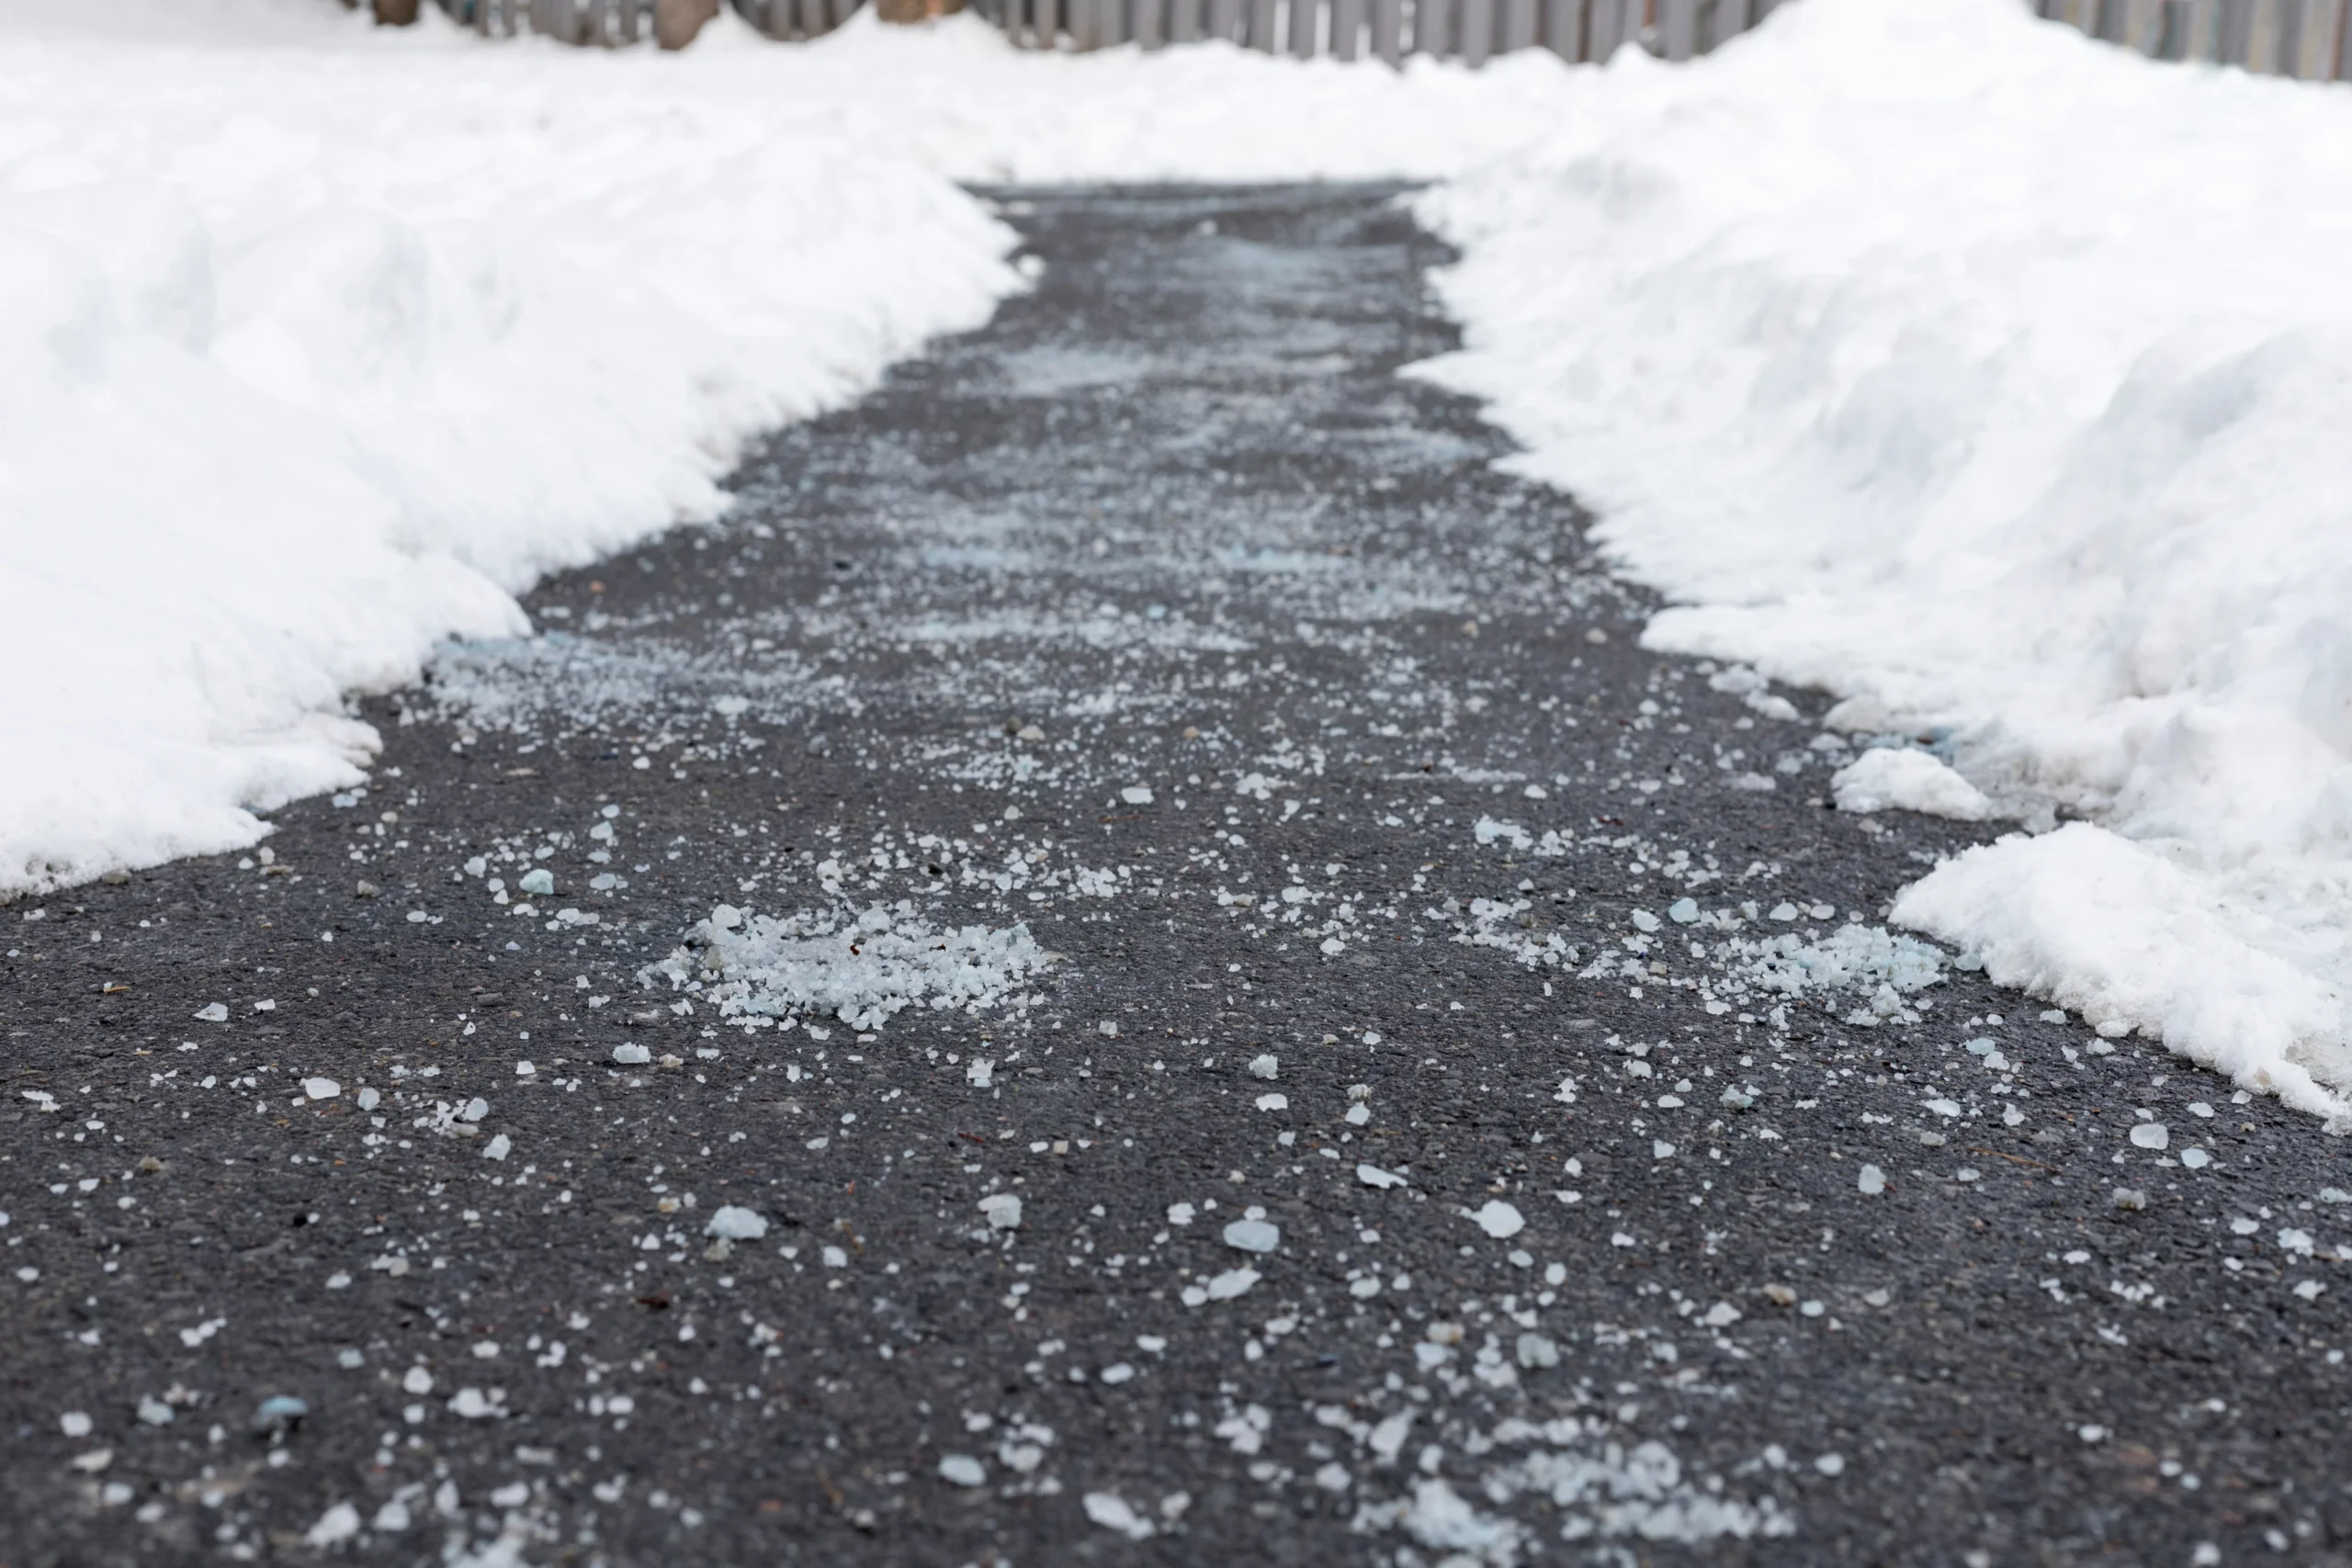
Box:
[6,183,2351,1568]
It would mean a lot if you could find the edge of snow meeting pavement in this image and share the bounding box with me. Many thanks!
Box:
[0,4,1579,899]
[1411,0,2352,1117]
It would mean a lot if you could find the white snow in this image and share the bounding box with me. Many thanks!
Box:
[1222,1218,1281,1254]
[1468,1200,1525,1240]
[18,0,2352,1124]
[0,3,1569,895]
[1419,0,2352,1115]
[1832,749,1993,822]
[704,1205,768,1241]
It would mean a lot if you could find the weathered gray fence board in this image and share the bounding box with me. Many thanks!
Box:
[1540,0,1577,57]
[1416,0,1452,57]
[1460,0,1492,64]
[477,0,2352,85]
[1332,0,1365,57]
[1290,0,1321,54]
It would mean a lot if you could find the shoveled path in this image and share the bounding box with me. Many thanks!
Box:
[6,185,2348,1568]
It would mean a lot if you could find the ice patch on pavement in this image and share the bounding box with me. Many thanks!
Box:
[643,902,1052,1033]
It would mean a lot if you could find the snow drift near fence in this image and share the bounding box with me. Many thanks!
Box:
[0,3,1573,898]
[1417,0,2352,1115]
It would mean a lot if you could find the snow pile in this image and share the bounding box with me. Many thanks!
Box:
[0,3,1574,897]
[644,902,1052,1032]
[1830,748,1992,822]
[1418,0,2352,1112]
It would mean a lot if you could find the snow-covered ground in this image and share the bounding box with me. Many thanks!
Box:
[0,0,1566,897]
[7,0,2352,1119]
[1419,0,2352,1117]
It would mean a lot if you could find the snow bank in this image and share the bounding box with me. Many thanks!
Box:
[1417,0,2352,1113]
[0,4,1572,896]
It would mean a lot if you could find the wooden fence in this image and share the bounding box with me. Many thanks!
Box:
[975,0,2352,75]
[424,0,2352,79]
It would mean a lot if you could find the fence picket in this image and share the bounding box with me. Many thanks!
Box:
[1709,0,1749,49]
[1170,0,1203,39]
[1461,0,1492,62]
[1333,0,1365,56]
[1659,0,1696,58]
[1416,0,1453,56]
[1209,0,1241,38]
[2337,0,2352,76]
[1502,0,1538,51]
[1371,0,1404,58]
[1249,0,1277,46]
[1291,0,1320,54]
[2218,0,2253,59]
[1136,0,1166,46]
[1584,0,1620,57]
[1540,0,1578,57]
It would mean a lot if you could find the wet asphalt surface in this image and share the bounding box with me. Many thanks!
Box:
[6,184,2352,1568]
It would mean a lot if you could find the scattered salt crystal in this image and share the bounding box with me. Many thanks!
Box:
[1098,1021,1120,1038]
[611,1044,650,1066]
[1083,1493,1155,1540]
[519,870,555,897]
[1469,1201,1524,1240]
[1357,1165,1407,1190]
[1254,1093,1288,1111]
[1668,898,1700,924]
[1769,903,1798,920]
[2113,1187,2149,1212]
[1516,1334,1560,1369]
[978,1194,1023,1231]
[1120,786,1154,806]
[1100,1363,1136,1384]
[706,1206,768,1241]
[2040,1010,2067,1024]
[1205,1267,1259,1301]
[301,1077,339,1100]
[2077,1425,2107,1443]
[1630,909,1662,932]
[305,1503,362,1548]
[2179,1148,2211,1169]
[193,1003,227,1023]
[1702,1302,1742,1328]
[1925,1099,1961,1118]
[136,1398,173,1427]
[61,1412,91,1438]
[1653,1140,1676,1160]
[2188,1102,2214,1119]
[966,1058,995,1089]
[1248,1055,1279,1080]
[2130,1122,2168,1150]
[1223,1219,1280,1254]
[1814,1453,1846,1477]
[402,1367,433,1395]
[1861,1288,1892,1308]
[938,1455,986,1488]
[481,1134,512,1162]
[1166,1201,1195,1225]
